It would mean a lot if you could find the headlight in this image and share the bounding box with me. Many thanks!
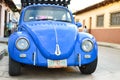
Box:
[82,39,93,52]
[16,38,29,50]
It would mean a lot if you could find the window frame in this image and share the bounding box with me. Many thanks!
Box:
[96,14,104,27]
[110,12,120,26]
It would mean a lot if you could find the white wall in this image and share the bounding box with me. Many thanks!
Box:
[0,3,17,37]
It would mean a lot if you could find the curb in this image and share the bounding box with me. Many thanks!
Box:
[0,43,8,60]
[0,49,7,60]
[0,38,8,43]
[98,42,120,50]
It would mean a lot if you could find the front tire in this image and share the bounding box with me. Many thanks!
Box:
[9,57,21,76]
[79,58,97,74]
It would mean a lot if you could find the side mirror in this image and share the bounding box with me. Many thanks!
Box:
[76,22,82,28]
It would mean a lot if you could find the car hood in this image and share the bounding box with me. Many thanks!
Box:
[22,21,78,60]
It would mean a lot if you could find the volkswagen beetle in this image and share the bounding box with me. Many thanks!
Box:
[8,0,98,76]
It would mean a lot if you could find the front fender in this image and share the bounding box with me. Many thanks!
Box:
[8,31,36,64]
[75,32,98,65]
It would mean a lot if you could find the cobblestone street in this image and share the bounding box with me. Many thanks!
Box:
[0,46,120,80]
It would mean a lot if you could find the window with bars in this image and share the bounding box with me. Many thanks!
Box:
[110,12,120,26]
[96,15,104,27]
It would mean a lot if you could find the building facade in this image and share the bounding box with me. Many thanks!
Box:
[0,0,19,37]
[74,0,120,44]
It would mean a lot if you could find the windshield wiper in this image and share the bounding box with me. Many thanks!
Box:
[55,20,71,23]
[34,18,54,21]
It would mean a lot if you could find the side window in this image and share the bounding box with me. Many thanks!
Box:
[62,14,66,20]
[24,10,35,21]
[67,12,71,21]
[61,12,71,22]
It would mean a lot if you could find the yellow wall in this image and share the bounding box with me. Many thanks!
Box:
[75,1,120,29]
[75,1,120,44]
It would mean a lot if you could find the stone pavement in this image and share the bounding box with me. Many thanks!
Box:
[0,46,120,80]
[0,37,120,80]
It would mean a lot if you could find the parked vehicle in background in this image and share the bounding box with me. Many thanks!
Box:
[8,0,98,76]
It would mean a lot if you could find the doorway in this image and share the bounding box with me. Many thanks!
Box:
[89,17,92,33]
[4,10,8,37]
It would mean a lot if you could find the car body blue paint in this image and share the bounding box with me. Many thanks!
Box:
[8,4,98,67]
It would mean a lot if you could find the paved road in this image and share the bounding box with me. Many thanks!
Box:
[0,46,120,80]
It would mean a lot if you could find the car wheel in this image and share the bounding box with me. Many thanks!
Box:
[9,57,21,76]
[79,58,97,74]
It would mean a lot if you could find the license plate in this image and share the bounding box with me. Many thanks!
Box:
[48,59,67,68]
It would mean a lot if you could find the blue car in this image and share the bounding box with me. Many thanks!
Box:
[8,0,98,76]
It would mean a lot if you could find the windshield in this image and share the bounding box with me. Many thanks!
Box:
[24,6,72,22]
